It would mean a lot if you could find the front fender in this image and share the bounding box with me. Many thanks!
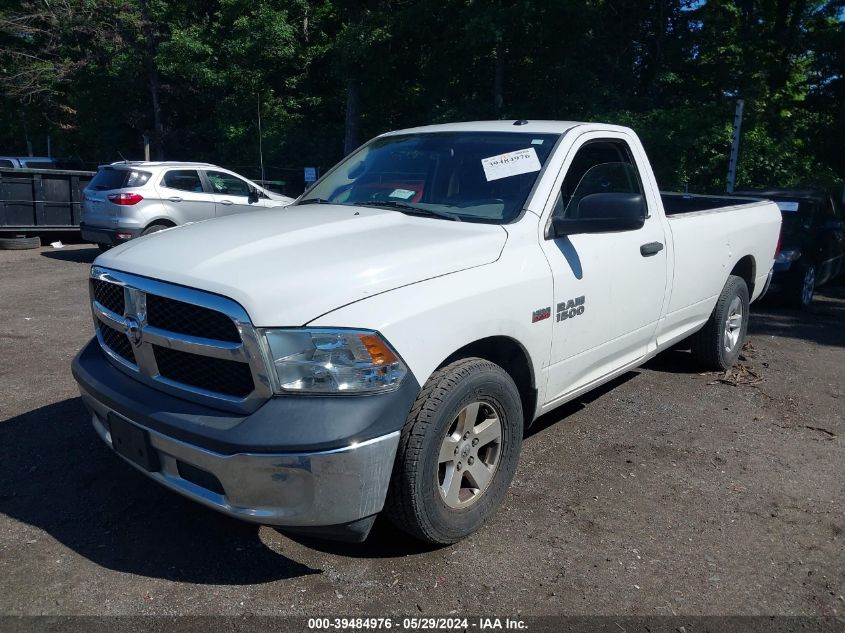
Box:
[306,236,553,409]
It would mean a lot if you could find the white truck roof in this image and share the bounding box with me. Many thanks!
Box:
[382,119,587,137]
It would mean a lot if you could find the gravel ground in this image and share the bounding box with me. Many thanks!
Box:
[0,243,842,617]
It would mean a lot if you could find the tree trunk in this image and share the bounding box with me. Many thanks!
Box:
[344,76,360,155]
[493,40,504,117]
[651,0,668,104]
[768,0,806,94]
[149,70,163,160]
[138,0,163,159]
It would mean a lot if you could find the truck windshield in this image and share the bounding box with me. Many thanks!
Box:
[299,131,560,223]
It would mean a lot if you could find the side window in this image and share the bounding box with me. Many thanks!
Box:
[0,159,15,168]
[553,140,645,219]
[205,170,251,196]
[161,169,203,193]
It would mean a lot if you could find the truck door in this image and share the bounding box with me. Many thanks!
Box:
[539,134,668,405]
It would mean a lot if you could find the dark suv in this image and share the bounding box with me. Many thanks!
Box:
[734,189,844,308]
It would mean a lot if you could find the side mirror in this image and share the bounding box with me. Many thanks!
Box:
[550,193,646,237]
[248,187,260,204]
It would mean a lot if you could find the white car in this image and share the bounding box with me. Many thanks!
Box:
[80,161,294,249]
[72,121,781,544]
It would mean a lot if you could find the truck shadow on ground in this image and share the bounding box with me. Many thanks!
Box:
[645,282,845,374]
[525,372,639,439]
[749,283,845,349]
[0,398,321,584]
[280,519,443,559]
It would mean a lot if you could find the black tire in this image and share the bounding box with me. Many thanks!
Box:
[0,235,41,250]
[97,243,111,252]
[690,274,749,371]
[142,223,170,236]
[384,357,523,544]
[786,263,815,309]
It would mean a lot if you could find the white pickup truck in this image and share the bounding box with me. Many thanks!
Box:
[72,120,781,544]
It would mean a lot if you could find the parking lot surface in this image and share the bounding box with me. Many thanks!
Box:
[1,244,843,616]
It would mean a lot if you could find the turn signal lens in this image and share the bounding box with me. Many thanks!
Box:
[359,334,399,366]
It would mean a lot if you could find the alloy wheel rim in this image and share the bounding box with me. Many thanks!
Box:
[802,267,815,305]
[724,295,743,353]
[437,402,502,509]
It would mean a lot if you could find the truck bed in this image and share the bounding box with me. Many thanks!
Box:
[661,192,763,216]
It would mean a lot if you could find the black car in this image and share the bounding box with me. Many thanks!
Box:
[734,189,845,308]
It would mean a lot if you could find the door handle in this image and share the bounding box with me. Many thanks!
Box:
[220,200,233,206]
[167,196,183,202]
[640,241,664,257]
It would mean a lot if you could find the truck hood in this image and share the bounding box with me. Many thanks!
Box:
[95,204,507,326]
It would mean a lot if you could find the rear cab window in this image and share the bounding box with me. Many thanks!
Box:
[88,168,151,191]
[161,169,204,193]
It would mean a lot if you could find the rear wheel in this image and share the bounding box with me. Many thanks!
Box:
[690,274,749,371]
[384,357,523,544]
[142,224,170,236]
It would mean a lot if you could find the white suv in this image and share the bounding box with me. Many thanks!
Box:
[80,161,294,249]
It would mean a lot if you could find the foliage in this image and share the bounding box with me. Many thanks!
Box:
[1,0,843,194]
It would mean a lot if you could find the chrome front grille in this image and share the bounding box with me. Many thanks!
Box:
[146,294,241,343]
[89,266,272,413]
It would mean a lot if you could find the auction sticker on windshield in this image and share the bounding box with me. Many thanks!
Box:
[481,147,541,182]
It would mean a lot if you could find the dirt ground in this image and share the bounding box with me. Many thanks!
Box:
[0,243,842,617]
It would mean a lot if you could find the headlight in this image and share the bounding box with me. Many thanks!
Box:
[261,328,407,394]
[775,249,801,264]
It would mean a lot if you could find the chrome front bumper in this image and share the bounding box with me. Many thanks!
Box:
[84,398,400,527]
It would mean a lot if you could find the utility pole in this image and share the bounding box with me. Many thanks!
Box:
[257,92,265,183]
[726,98,744,193]
[143,135,150,161]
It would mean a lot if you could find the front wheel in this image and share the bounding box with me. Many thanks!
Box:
[384,357,523,544]
[690,274,750,371]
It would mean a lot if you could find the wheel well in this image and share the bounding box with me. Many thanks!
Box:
[441,336,537,427]
[731,255,756,296]
[145,219,176,231]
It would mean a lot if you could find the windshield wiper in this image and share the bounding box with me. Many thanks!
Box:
[359,201,461,221]
[298,197,333,205]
